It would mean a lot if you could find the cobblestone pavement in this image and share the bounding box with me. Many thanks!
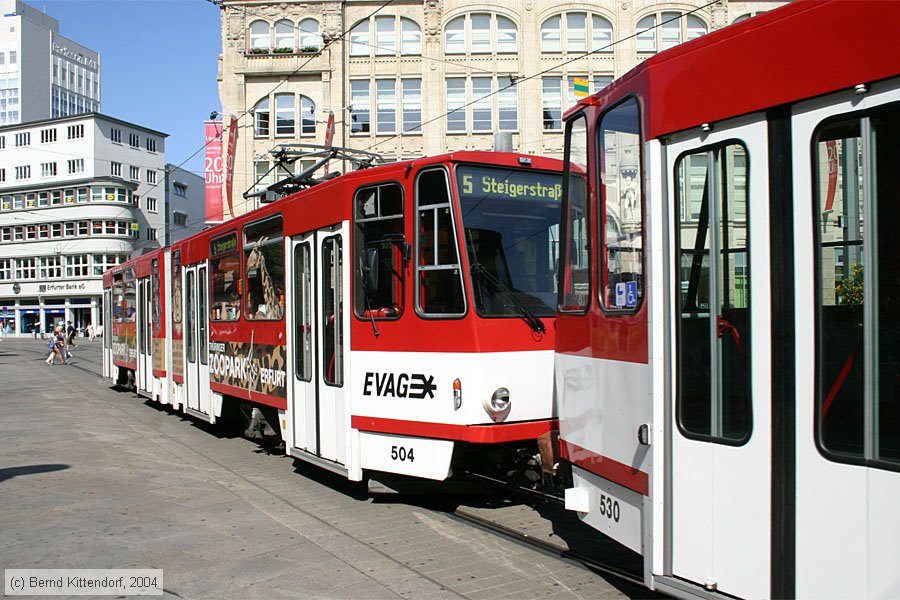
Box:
[0,338,646,599]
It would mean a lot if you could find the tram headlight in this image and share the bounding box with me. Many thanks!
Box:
[484,387,511,421]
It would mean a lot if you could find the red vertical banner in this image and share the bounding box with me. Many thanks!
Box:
[322,111,335,174]
[225,117,238,220]
[823,139,838,214]
[204,121,224,223]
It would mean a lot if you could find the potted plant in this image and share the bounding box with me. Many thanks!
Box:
[300,45,320,54]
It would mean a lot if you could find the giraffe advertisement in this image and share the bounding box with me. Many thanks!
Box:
[207,340,287,399]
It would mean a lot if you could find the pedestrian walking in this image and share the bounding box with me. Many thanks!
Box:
[45,325,68,365]
[66,321,78,350]
[86,323,95,342]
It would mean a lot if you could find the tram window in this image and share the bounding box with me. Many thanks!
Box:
[151,259,161,334]
[598,97,644,312]
[112,272,125,323]
[123,268,136,323]
[186,271,196,362]
[354,183,404,320]
[322,236,343,386]
[675,142,751,443]
[243,216,285,321]
[210,232,241,321]
[172,250,182,327]
[560,114,590,312]
[456,165,562,318]
[415,168,465,315]
[294,243,313,382]
[815,104,900,467]
[198,267,208,365]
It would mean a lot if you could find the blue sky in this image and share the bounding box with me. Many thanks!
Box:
[40,0,222,175]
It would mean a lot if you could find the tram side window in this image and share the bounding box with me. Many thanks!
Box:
[560,114,590,311]
[244,216,285,321]
[416,169,465,315]
[151,258,161,334]
[322,236,343,386]
[815,104,900,467]
[675,143,751,443]
[354,183,405,320]
[112,272,125,323]
[294,243,313,382]
[599,97,644,312]
[210,233,241,321]
[172,250,182,327]
[123,268,136,323]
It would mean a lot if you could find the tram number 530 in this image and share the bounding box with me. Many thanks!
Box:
[599,493,620,522]
[391,445,415,462]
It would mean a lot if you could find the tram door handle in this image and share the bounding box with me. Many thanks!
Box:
[637,424,651,446]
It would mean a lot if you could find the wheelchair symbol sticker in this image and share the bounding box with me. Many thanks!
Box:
[625,281,638,308]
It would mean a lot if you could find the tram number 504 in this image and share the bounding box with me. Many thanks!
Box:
[391,445,415,462]
[599,493,620,522]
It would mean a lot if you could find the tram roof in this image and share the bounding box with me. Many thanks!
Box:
[567,0,900,138]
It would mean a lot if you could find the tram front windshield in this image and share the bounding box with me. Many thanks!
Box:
[456,165,562,318]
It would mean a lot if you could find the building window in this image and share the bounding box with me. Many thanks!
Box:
[145,138,157,152]
[253,97,270,137]
[15,165,30,180]
[376,80,396,133]
[16,258,37,280]
[541,12,613,53]
[146,228,157,241]
[146,197,157,212]
[128,133,140,148]
[67,159,84,174]
[40,128,57,143]
[350,81,370,133]
[146,169,157,184]
[41,162,57,177]
[14,132,29,147]
[445,76,518,133]
[300,96,315,135]
[40,256,61,279]
[111,127,122,143]
[129,166,140,181]
[173,211,187,226]
[111,161,122,177]
[67,124,84,139]
[542,75,613,131]
[274,19,293,51]
[65,255,89,277]
[299,19,321,51]
[444,14,517,55]
[637,12,707,53]
[351,16,421,57]
[249,19,270,51]
[275,93,295,136]
[173,182,187,197]
[0,168,4,182]
[0,258,9,280]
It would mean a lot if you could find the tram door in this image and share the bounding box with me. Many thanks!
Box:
[137,278,152,394]
[184,264,211,416]
[290,227,348,466]
[665,117,771,599]
[102,288,113,379]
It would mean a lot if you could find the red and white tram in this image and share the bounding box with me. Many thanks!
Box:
[105,151,564,483]
[555,1,900,598]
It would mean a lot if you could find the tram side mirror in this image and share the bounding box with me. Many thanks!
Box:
[363,248,379,292]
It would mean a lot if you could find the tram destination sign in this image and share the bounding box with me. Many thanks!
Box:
[457,165,562,203]
[210,233,238,257]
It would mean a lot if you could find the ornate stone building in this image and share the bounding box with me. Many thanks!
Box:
[217,0,785,217]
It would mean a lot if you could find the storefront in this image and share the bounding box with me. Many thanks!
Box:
[0,280,102,337]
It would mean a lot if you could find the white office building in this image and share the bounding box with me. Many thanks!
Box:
[0,0,100,126]
[0,113,172,336]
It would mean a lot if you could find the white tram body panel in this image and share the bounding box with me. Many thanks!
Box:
[791,79,900,600]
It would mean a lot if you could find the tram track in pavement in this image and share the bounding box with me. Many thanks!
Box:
[446,471,652,593]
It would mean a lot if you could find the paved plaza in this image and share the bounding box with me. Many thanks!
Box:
[0,338,644,599]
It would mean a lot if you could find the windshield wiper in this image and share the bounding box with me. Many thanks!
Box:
[471,263,546,334]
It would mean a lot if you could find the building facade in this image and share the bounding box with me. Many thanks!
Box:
[166,163,206,245]
[0,0,101,126]
[0,113,169,336]
[217,0,785,217]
